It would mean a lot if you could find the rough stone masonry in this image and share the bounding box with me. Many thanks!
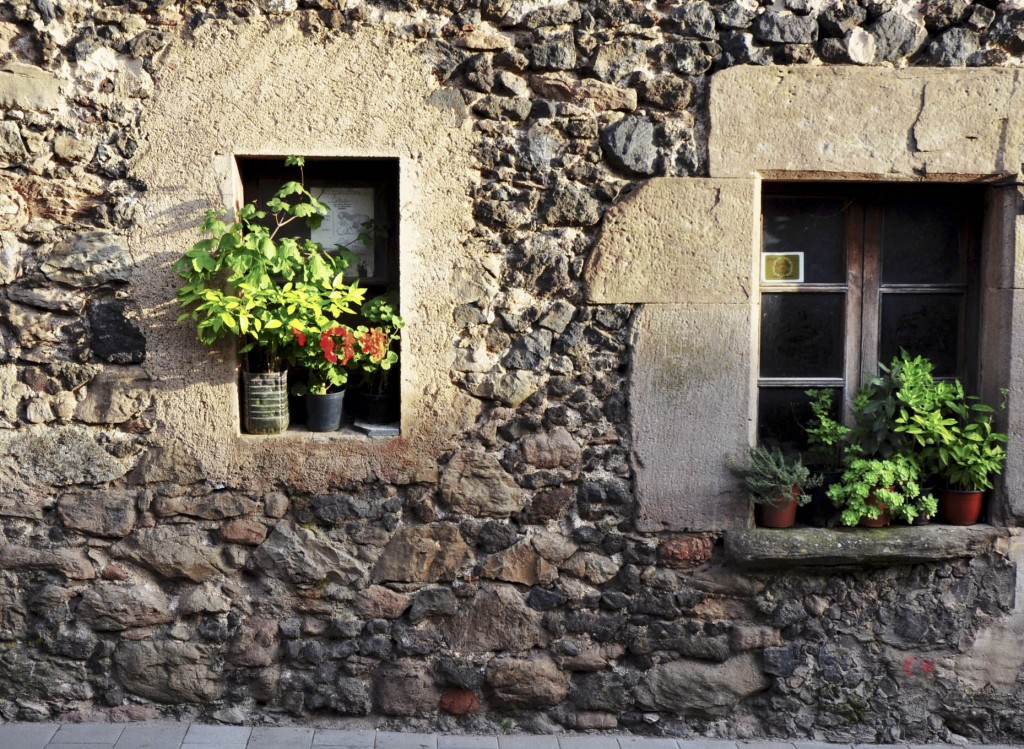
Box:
[1,0,1024,742]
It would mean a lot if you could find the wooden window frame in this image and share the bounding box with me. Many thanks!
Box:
[758,183,984,433]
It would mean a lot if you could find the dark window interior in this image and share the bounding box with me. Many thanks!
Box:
[757,182,984,453]
[238,156,400,297]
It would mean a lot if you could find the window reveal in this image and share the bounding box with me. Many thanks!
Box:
[756,184,983,452]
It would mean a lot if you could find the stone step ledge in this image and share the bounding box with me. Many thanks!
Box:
[724,525,1011,569]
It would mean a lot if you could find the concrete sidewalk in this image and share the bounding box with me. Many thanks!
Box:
[1,723,1020,749]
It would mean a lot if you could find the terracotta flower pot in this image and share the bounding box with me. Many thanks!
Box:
[937,488,984,525]
[756,491,799,528]
[859,491,890,528]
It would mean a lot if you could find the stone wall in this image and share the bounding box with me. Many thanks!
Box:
[1,0,1024,741]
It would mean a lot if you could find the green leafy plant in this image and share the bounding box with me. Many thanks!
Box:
[889,354,1008,491]
[728,446,822,506]
[892,354,961,479]
[174,156,366,372]
[849,357,912,460]
[827,454,928,525]
[350,294,404,395]
[804,388,852,471]
[934,386,1007,491]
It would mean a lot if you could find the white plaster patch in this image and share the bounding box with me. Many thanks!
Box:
[956,535,1024,689]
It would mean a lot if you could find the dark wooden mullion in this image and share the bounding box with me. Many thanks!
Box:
[859,203,883,383]
[843,201,865,422]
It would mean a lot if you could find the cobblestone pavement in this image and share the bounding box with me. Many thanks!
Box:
[2,723,1020,749]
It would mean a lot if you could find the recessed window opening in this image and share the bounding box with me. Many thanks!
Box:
[236,156,402,436]
[757,182,985,452]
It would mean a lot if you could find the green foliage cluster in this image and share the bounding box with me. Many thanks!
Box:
[826,454,936,526]
[816,353,1008,524]
[892,355,1008,491]
[804,389,851,471]
[352,293,405,394]
[174,156,366,373]
[728,446,822,506]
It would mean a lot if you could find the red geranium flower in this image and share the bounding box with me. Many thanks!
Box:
[359,327,388,362]
[291,327,307,347]
[319,326,355,366]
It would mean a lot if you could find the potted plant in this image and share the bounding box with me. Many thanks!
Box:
[802,388,851,526]
[849,356,913,460]
[174,156,365,434]
[729,446,822,528]
[889,354,1008,524]
[934,385,1007,524]
[826,454,926,527]
[290,323,357,432]
[347,294,404,425]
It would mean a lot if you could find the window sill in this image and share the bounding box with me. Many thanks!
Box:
[239,422,400,440]
[724,524,1009,569]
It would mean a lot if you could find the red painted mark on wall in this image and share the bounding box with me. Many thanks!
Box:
[903,655,936,677]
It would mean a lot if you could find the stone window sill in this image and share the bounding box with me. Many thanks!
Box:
[724,525,1009,569]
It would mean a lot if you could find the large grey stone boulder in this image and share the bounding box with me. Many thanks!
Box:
[112,526,228,582]
[600,116,658,177]
[114,641,223,703]
[444,585,546,653]
[227,618,279,667]
[41,231,132,287]
[0,63,62,111]
[251,520,365,586]
[440,450,528,517]
[372,659,441,716]
[640,654,770,718]
[58,489,137,538]
[5,425,137,487]
[480,542,558,586]
[0,122,27,167]
[371,524,471,583]
[867,11,928,62]
[521,426,581,469]
[153,492,260,520]
[752,10,818,42]
[485,654,570,708]
[73,369,153,425]
[77,583,174,631]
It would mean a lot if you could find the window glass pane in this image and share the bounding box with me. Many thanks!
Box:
[879,293,961,377]
[762,198,846,283]
[757,387,842,453]
[760,293,845,378]
[881,201,963,284]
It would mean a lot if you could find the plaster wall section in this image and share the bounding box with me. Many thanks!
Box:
[708,67,1024,180]
[955,532,1024,690]
[131,20,478,491]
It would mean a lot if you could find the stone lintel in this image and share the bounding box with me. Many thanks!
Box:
[724,525,1010,569]
[709,67,1024,180]
[585,177,757,304]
